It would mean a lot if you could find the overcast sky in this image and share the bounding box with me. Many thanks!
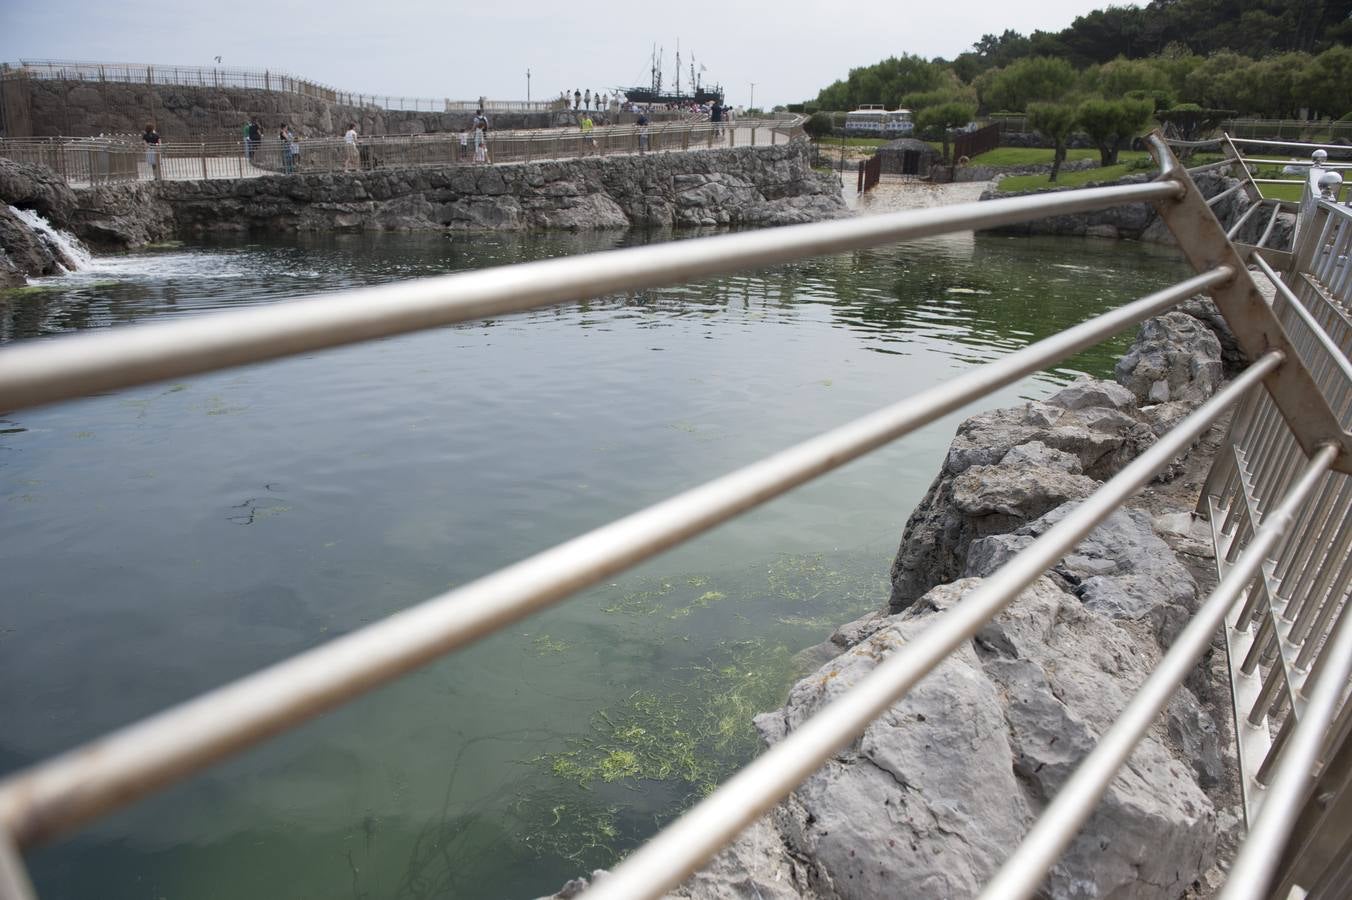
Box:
[2,0,1132,108]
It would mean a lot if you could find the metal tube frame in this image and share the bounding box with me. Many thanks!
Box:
[1,130,1350,900]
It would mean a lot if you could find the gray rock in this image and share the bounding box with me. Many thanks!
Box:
[889,395,1156,612]
[712,577,1217,900]
[1167,687,1226,789]
[0,157,79,227]
[1046,376,1138,413]
[1115,311,1223,406]
[1179,295,1247,376]
[966,502,1198,642]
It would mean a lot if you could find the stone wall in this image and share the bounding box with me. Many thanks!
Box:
[137,144,846,237]
[5,78,568,141]
[0,144,845,281]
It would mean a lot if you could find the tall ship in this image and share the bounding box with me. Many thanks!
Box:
[621,43,724,106]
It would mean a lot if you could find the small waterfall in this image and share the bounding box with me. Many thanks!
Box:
[7,205,93,273]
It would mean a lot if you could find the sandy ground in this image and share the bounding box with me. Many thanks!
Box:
[839,171,990,214]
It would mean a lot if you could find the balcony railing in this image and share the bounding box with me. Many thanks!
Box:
[0,133,1348,900]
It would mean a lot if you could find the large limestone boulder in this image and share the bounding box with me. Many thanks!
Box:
[0,204,74,284]
[1115,311,1223,406]
[0,157,79,228]
[888,378,1155,612]
[966,502,1199,642]
[739,576,1217,899]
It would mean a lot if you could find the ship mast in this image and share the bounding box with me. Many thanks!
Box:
[675,39,681,97]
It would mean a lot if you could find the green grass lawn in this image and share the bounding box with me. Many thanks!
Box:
[1257,181,1306,201]
[968,147,1103,167]
[995,152,1228,193]
[998,161,1148,191]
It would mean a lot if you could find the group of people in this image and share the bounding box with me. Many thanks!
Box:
[238,118,304,172]
[561,89,615,112]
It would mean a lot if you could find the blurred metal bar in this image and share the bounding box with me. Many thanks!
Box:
[0,179,1184,413]
[1220,515,1352,900]
[0,268,1227,849]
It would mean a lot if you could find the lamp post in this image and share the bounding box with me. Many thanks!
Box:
[526,68,531,104]
[750,82,755,113]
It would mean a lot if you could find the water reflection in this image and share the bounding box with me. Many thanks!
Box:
[2,229,1192,900]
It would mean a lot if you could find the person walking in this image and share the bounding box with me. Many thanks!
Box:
[473,112,490,164]
[574,89,581,111]
[286,125,301,173]
[279,123,294,173]
[580,112,594,154]
[637,109,649,152]
[245,118,262,163]
[142,122,161,179]
[343,122,359,172]
[584,88,591,111]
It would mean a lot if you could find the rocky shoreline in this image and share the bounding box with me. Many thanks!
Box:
[0,143,845,286]
[551,300,1246,899]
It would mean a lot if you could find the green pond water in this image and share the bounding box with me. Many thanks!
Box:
[0,227,1191,899]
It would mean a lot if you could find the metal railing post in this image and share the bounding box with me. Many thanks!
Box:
[1144,131,1352,473]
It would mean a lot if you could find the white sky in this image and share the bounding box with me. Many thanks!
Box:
[1,0,1133,108]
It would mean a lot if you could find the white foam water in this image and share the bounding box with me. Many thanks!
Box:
[8,204,94,273]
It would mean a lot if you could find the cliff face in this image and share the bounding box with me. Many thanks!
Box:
[149,144,846,234]
[0,144,846,284]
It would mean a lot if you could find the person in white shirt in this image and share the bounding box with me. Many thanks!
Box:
[343,123,359,172]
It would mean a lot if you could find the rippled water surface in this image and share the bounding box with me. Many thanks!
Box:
[0,227,1190,899]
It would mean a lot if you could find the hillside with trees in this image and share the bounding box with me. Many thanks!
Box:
[808,0,1352,120]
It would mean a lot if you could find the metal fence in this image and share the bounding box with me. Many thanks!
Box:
[0,59,557,113]
[0,118,801,187]
[954,122,1000,161]
[0,133,1349,900]
[856,153,881,192]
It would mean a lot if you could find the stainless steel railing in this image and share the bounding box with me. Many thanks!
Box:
[0,132,1349,900]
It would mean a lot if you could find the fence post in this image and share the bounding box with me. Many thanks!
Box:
[201,143,207,180]
[857,159,864,192]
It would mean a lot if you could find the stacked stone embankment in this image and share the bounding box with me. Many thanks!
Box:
[0,144,845,285]
[550,302,1245,899]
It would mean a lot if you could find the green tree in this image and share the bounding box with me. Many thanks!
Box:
[1295,45,1352,118]
[916,101,977,162]
[1155,103,1236,144]
[1183,51,1252,111]
[1086,57,1174,102]
[1026,102,1079,181]
[1247,52,1311,117]
[803,112,834,140]
[1077,97,1154,165]
[979,56,1078,112]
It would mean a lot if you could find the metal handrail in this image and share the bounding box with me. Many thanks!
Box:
[0,180,1181,413]
[0,133,1349,900]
